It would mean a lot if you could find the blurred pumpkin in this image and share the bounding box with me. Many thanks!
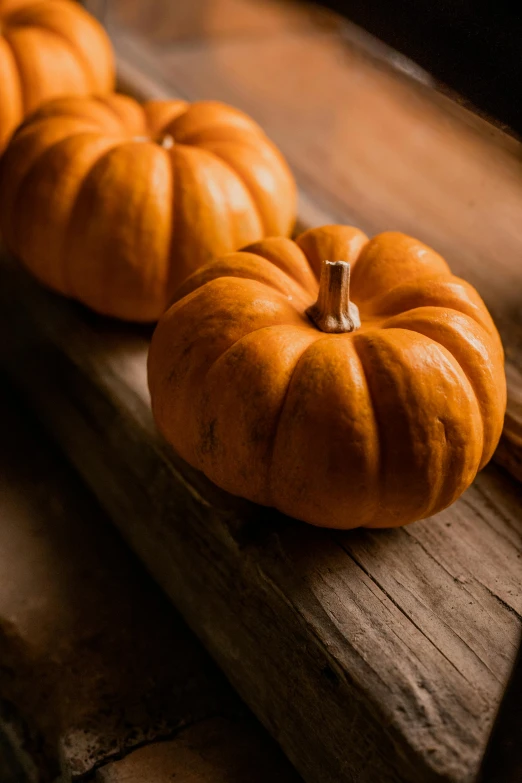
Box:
[148,226,506,529]
[0,93,296,320]
[0,0,114,151]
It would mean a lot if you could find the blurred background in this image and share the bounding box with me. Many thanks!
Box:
[87,0,522,136]
[324,0,522,135]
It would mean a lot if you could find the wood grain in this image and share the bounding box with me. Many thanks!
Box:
[112,17,522,484]
[0,253,521,783]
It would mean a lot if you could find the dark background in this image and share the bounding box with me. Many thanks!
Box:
[320,0,522,137]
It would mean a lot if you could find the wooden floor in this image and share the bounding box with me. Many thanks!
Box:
[3,1,522,782]
[0,375,300,782]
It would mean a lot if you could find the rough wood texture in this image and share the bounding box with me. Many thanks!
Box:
[0,376,299,783]
[1,254,521,783]
[110,5,522,483]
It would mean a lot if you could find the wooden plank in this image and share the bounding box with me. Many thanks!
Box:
[96,0,340,43]
[1,250,521,783]
[0,375,300,783]
[111,18,522,482]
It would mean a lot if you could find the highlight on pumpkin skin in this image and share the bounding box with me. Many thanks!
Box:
[0,93,297,321]
[148,225,506,530]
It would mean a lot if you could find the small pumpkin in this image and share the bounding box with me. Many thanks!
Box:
[148,226,506,529]
[0,0,114,151]
[0,93,296,321]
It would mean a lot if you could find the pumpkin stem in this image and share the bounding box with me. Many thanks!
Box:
[131,134,175,150]
[159,134,174,150]
[306,261,361,333]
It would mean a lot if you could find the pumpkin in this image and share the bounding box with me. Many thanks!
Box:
[0,93,296,321]
[147,226,506,529]
[0,0,114,151]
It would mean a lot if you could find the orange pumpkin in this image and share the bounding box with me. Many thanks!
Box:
[148,226,506,529]
[0,0,114,151]
[0,93,296,321]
